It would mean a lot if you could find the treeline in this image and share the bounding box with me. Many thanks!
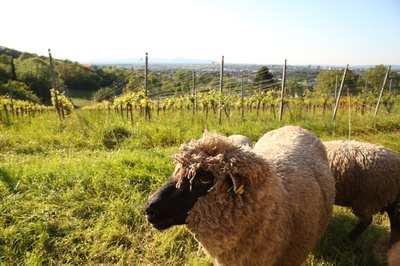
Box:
[1,46,399,112]
[0,46,129,105]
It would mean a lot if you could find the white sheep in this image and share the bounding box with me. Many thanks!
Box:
[145,126,335,265]
[227,134,253,148]
[324,140,400,247]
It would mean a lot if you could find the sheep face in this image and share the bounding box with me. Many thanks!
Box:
[145,170,216,230]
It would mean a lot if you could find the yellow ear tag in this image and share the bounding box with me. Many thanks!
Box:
[235,185,244,195]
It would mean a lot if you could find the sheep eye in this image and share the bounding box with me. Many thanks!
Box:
[199,176,214,185]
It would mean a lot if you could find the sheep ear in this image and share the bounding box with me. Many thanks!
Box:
[227,174,245,195]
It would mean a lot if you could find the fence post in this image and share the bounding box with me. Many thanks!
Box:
[48,49,63,120]
[332,64,349,121]
[374,65,391,117]
[279,59,287,121]
[220,55,224,93]
[218,55,224,124]
[144,52,148,96]
[241,74,244,119]
[192,70,196,113]
[144,52,151,121]
[334,75,338,99]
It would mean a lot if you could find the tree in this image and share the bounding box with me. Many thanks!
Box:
[0,80,40,103]
[314,69,357,96]
[358,65,400,112]
[96,66,131,88]
[223,77,239,93]
[160,74,174,93]
[15,57,53,102]
[358,65,399,95]
[172,70,191,94]
[0,46,23,58]
[11,58,17,80]
[0,54,13,83]
[148,72,161,89]
[123,71,144,93]
[92,87,114,102]
[285,77,306,96]
[18,52,37,61]
[57,62,101,91]
[253,66,274,90]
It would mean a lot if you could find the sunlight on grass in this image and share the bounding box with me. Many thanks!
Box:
[0,105,399,264]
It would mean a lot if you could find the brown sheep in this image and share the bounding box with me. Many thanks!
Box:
[324,140,400,247]
[146,126,335,265]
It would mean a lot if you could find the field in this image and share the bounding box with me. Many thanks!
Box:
[1,102,399,265]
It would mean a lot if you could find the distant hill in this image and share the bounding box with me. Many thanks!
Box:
[0,46,24,58]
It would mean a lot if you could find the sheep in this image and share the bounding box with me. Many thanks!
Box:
[145,126,335,266]
[324,140,400,247]
[227,134,253,148]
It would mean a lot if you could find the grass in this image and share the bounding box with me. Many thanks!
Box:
[68,88,97,108]
[0,104,399,265]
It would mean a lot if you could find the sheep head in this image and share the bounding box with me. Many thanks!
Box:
[145,170,217,230]
[145,132,248,230]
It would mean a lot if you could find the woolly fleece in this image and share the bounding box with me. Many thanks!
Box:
[173,126,335,266]
[324,140,400,234]
[227,134,253,148]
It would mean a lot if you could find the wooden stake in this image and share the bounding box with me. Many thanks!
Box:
[374,65,391,117]
[279,59,287,121]
[48,49,63,120]
[220,55,224,93]
[218,56,224,124]
[241,74,244,119]
[144,52,151,121]
[332,64,349,121]
[144,52,148,96]
[192,70,196,113]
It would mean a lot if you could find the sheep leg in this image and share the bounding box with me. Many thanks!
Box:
[386,203,400,248]
[348,217,372,241]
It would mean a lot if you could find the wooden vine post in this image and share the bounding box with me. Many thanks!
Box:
[279,59,287,121]
[332,64,349,121]
[144,52,151,121]
[192,70,196,113]
[48,49,63,120]
[218,55,224,125]
[374,65,391,117]
[241,74,244,119]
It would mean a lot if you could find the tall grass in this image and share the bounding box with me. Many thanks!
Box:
[0,104,399,265]
[1,104,399,152]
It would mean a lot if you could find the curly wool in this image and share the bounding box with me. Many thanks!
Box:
[176,126,335,266]
[324,140,400,224]
[227,134,253,148]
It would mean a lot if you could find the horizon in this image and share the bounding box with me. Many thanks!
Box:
[3,45,399,69]
[1,0,399,66]
[84,56,399,68]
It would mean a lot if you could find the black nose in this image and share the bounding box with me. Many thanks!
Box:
[145,206,158,216]
[145,200,160,217]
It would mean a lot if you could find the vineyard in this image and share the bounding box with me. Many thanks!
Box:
[0,96,53,115]
[1,63,400,265]
[84,87,399,118]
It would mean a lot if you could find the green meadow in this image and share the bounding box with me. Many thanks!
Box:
[1,104,399,265]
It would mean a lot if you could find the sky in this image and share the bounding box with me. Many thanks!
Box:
[1,0,399,65]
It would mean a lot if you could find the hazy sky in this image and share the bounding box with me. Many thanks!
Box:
[2,0,399,65]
